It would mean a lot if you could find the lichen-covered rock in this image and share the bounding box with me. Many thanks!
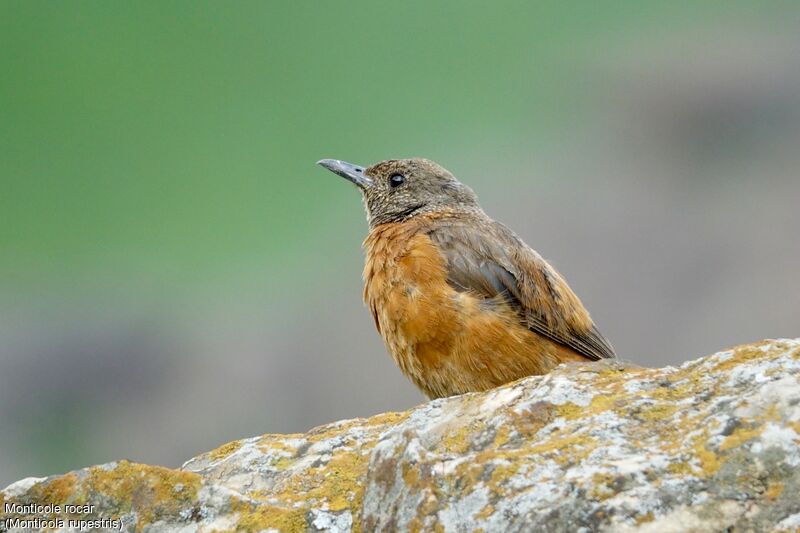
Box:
[2,339,800,532]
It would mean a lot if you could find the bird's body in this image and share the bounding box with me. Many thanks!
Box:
[319,157,615,399]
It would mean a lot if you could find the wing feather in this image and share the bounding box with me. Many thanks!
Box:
[428,219,615,361]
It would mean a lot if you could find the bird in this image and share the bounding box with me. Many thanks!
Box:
[317,157,615,399]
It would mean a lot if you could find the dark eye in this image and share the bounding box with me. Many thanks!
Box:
[389,173,405,187]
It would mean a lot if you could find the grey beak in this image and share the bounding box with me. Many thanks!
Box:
[317,159,373,188]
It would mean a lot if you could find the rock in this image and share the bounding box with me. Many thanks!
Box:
[2,339,800,532]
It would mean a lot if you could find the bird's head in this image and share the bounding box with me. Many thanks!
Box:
[317,157,479,227]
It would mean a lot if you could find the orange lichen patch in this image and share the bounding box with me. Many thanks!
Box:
[20,472,83,512]
[765,481,785,501]
[85,461,201,525]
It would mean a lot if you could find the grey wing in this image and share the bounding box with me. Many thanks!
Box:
[527,317,616,361]
[428,221,615,361]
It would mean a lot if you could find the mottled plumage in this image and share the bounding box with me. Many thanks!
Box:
[318,157,615,399]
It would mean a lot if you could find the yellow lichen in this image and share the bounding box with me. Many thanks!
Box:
[475,430,596,472]
[441,424,474,454]
[28,472,81,507]
[452,459,487,492]
[402,463,420,487]
[531,433,596,465]
[86,461,201,525]
[635,402,680,422]
[234,502,306,532]
[493,425,511,448]
[303,410,407,447]
[249,448,366,522]
[271,456,295,471]
[207,439,243,461]
[257,433,305,456]
[556,394,615,421]
[644,380,694,403]
[693,434,722,476]
[368,410,411,427]
[765,481,784,501]
[306,421,363,444]
[7,339,796,533]
[589,473,617,501]
[667,461,693,476]
[719,425,764,452]
[310,451,367,512]
[712,344,776,373]
[556,402,583,419]
[488,462,519,494]
[476,504,495,520]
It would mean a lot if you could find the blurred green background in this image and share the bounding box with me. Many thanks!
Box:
[2,1,799,485]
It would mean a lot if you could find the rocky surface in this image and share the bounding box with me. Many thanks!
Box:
[2,338,800,532]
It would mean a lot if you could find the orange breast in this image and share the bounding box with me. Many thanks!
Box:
[363,218,585,399]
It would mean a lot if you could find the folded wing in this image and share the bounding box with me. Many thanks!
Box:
[427,219,615,361]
